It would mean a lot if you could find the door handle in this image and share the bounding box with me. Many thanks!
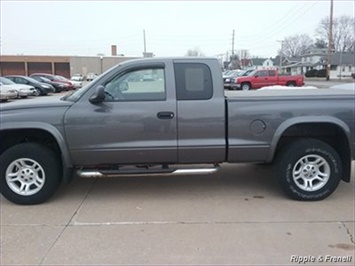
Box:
[157,112,174,119]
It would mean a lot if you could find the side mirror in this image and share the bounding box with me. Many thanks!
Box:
[254,75,259,78]
[89,85,105,104]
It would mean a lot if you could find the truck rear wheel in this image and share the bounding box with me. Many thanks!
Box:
[286,81,296,87]
[275,139,342,201]
[0,143,62,205]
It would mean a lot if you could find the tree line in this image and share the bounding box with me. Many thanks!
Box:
[280,15,354,58]
[186,15,354,59]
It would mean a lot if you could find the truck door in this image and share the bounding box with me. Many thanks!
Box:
[253,70,268,88]
[173,61,226,163]
[64,62,178,166]
[267,70,278,86]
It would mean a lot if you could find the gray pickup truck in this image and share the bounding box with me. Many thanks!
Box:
[0,58,354,205]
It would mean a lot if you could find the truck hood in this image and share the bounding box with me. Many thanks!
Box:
[0,94,73,111]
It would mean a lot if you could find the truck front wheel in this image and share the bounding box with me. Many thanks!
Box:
[275,139,342,201]
[241,83,251,91]
[0,143,62,205]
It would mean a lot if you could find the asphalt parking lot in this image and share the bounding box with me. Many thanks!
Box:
[1,162,354,265]
[1,79,354,265]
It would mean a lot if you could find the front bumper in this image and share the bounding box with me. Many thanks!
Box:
[230,83,241,90]
[18,89,35,96]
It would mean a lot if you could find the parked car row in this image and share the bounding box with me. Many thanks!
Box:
[0,77,37,100]
[0,73,82,102]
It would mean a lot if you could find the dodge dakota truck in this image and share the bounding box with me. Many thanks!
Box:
[0,58,354,205]
[230,68,304,90]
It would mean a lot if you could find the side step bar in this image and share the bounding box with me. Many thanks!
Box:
[77,165,220,178]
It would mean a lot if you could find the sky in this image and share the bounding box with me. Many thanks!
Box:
[1,0,354,60]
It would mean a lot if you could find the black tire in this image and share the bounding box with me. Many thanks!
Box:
[286,81,296,87]
[33,88,41,96]
[0,143,62,205]
[275,139,342,201]
[241,83,251,91]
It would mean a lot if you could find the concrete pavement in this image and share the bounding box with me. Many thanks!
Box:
[1,163,354,265]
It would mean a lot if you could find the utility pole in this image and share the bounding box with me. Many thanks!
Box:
[277,40,284,70]
[326,0,334,81]
[232,29,235,55]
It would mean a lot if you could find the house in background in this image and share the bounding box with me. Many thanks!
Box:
[280,57,302,75]
[326,52,354,79]
[277,48,354,79]
[251,58,275,69]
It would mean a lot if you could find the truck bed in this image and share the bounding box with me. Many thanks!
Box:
[225,88,355,163]
[225,88,355,99]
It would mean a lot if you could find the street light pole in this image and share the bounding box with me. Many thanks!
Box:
[326,0,334,81]
[100,56,103,74]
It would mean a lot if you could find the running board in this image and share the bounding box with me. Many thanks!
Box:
[77,166,220,178]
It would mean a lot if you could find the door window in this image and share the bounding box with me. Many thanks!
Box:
[257,70,267,77]
[103,68,166,101]
[268,70,276,76]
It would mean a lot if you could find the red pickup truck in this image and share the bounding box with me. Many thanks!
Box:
[230,69,304,90]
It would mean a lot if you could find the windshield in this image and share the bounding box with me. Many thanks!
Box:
[61,82,91,102]
[0,77,16,85]
[238,69,254,76]
[248,70,258,76]
[62,63,121,102]
[22,76,39,83]
[41,77,51,82]
[55,75,66,81]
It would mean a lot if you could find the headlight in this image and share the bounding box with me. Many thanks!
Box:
[225,78,230,82]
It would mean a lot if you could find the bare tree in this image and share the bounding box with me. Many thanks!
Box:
[316,15,355,52]
[282,34,314,58]
[236,49,251,68]
[237,49,250,60]
[228,54,241,70]
[185,47,205,57]
[314,38,327,49]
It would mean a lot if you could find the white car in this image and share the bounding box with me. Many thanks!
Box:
[71,74,83,81]
[0,86,18,101]
[70,74,83,88]
[0,77,36,98]
[70,80,82,89]
[86,73,97,81]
